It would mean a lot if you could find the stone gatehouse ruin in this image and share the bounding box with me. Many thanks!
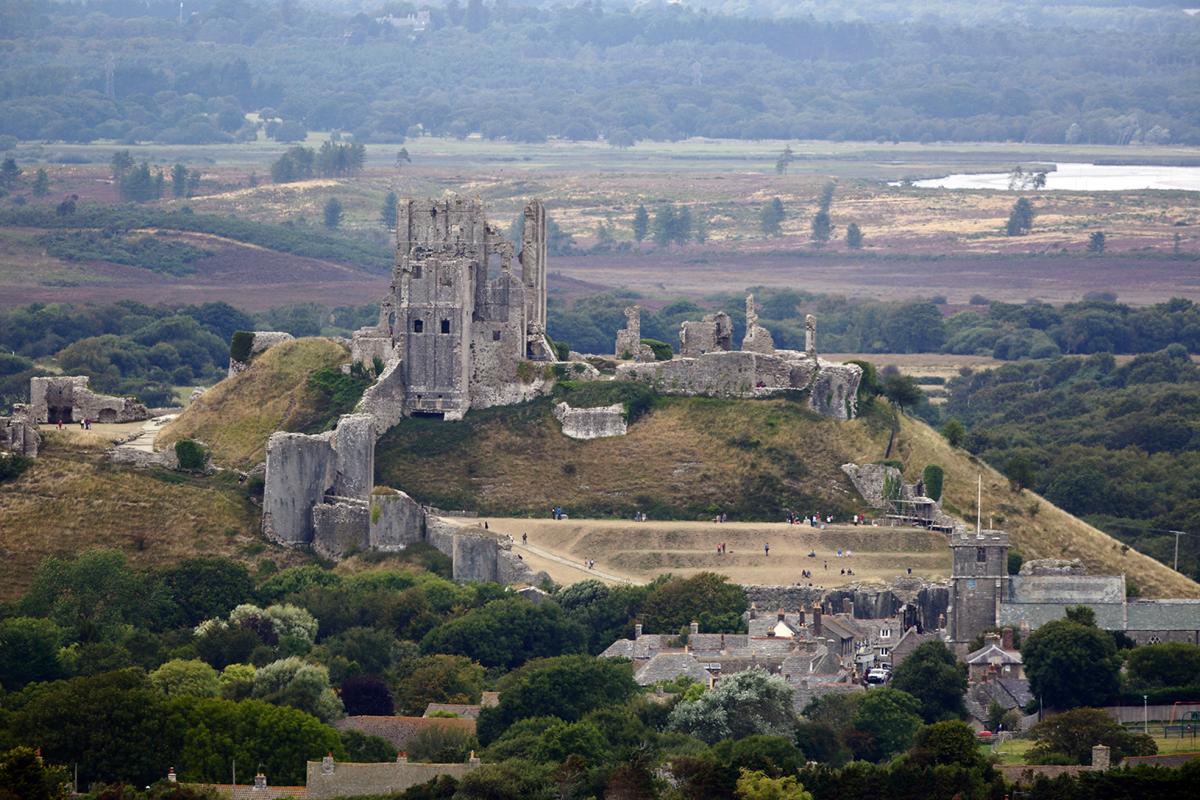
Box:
[30,376,150,425]
[350,197,554,427]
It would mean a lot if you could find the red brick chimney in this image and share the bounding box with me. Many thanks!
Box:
[1001,627,1014,651]
[798,609,806,626]
[812,606,822,637]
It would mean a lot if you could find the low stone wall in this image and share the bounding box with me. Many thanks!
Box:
[616,350,861,420]
[306,759,478,799]
[109,445,180,470]
[553,402,627,439]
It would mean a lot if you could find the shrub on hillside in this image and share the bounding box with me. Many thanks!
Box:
[174,439,208,472]
[229,331,255,363]
[640,338,673,361]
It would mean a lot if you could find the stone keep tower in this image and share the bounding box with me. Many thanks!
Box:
[948,530,1010,643]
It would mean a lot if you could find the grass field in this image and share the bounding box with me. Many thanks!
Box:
[0,433,309,602]
[984,734,1200,765]
[487,517,949,588]
[3,136,1195,309]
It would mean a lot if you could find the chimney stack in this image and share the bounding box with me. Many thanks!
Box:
[812,606,822,637]
[322,753,335,775]
[690,620,699,635]
[253,771,268,790]
[1091,744,1110,771]
[777,608,786,622]
[985,631,1001,647]
[634,621,643,638]
[167,768,177,783]
[1001,627,1014,650]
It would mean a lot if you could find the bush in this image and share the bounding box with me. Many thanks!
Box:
[641,338,673,361]
[922,465,944,501]
[174,439,208,472]
[229,330,255,363]
[0,453,32,482]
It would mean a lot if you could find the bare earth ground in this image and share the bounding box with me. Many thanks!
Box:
[3,137,1196,309]
[486,517,951,588]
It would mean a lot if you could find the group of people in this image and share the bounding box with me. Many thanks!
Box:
[712,512,729,523]
[632,511,648,521]
[551,506,566,520]
[56,417,93,430]
[716,542,728,555]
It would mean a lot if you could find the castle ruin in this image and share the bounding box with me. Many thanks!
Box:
[350,197,554,427]
[30,376,150,425]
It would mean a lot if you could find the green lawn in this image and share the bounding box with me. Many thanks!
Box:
[981,731,1200,765]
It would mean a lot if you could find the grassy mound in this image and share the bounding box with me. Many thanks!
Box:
[0,437,309,601]
[376,391,872,521]
[158,337,350,469]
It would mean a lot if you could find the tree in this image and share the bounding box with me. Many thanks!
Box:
[18,549,155,642]
[381,191,398,229]
[736,769,813,800]
[160,557,254,627]
[922,465,944,501]
[882,373,922,413]
[0,617,64,689]
[31,168,49,197]
[1088,231,1106,254]
[760,198,784,236]
[851,688,923,760]
[940,418,966,447]
[1125,642,1200,689]
[889,641,966,722]
[632,203,649,242]
[1023,619,1121,709]
[341,675,396,716]
[845,222,863,249]
[395,148,411,168]
[0,747,70,800]
[1003,452,1036,491]
[668,669,794,744]
[641,572,747,633]
[694,214,709,244]
[810,210,831,245]
[1027,707,1156,764]
[653,204,677,247]
[774,144,794,175]
[420,597,586,671]
[252,656,343,722]
[393,654,484,715]
[907,720,985,769]
[110,150,134,180]
[1005,197,1035,235]
[716,735,805,780]
[150,659,221,698]
[477,655,637,744]
[171,163,188,198]
[323,197,343,229]
[118,162,161,202]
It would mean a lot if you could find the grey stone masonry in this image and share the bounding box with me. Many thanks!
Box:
[1,404,40,457]
[348,196,556,427]
[553,402,628,439]
[30,376,150,424]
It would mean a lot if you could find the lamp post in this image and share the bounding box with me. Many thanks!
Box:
[1144,695,1149,735]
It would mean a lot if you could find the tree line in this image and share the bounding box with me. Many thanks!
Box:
[1,1,1197,146]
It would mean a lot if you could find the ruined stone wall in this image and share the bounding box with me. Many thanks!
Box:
[261,430,336,546]
[356,360,407,437]
[679,312,733,357]
[425,517,548,585]
[369,489,426,550]
[553,402,627,439]
[350,334,395,370]
[332,414,375,499]
[1,405,39,457]
[313,499,371,560]
[30,376,150,424]
[615,350,861,420]
[742,294,776,355]
[306,760,478,800]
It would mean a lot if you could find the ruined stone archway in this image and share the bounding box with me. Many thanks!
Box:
[97,408,117,423]
[48,405,72,424]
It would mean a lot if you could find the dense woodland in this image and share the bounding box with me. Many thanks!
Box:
[0,0,1197,146]
[940,347,1200,583]
[1,549,1198,799]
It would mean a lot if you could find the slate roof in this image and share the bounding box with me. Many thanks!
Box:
[819,615,862,642]
[634,652,712,686]
[999,602,1126,631]
[1008,574,1125,604]
[1126,600,1200,631]
[335,716,477,751]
